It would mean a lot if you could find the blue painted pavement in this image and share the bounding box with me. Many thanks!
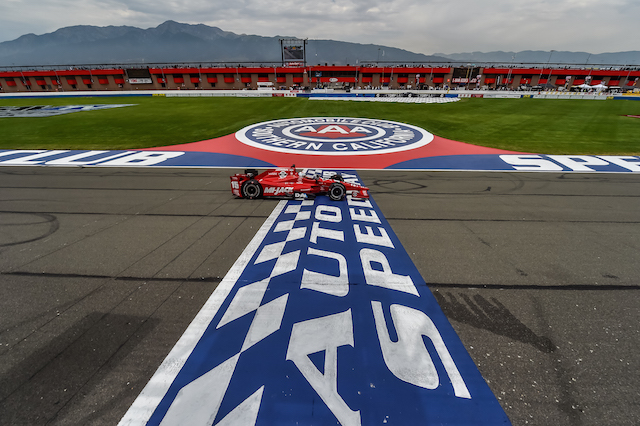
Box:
[0,149,274,168]
[118,171,511,426]
[1,149,639,172]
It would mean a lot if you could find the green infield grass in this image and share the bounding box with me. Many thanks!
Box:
[0,96,639,154]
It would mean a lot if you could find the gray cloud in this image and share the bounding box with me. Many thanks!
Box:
[0,0,638,54]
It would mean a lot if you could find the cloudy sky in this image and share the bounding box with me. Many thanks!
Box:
[1,0,638,54]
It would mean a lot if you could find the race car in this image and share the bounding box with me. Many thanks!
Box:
[230,166,369,201]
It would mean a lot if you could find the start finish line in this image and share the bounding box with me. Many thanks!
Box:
[118,172,511,426]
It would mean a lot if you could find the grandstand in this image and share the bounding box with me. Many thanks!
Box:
[0,63,639,93]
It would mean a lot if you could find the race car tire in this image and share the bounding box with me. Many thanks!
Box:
[244,169,259,178]
[329,183,346,201]
[242,180,262,199]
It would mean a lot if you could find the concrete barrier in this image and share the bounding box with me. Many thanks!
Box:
[0,89,636,101]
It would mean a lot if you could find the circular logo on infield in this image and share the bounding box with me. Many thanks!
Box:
[235,117,434,155]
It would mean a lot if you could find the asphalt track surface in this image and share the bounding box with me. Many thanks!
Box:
[0,166,639,426]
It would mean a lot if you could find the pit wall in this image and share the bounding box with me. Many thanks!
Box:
[1,89,639,101]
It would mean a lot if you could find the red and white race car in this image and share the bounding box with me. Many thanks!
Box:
[230,166,369,201]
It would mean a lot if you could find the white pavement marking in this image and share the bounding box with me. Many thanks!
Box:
[216,278,270,329]
[241,294,289,352]
[118,200,288,426]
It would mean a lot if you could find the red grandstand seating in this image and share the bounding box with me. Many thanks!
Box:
[0,64,637,92]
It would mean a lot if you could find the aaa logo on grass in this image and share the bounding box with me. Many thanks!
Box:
[236,117,433,155]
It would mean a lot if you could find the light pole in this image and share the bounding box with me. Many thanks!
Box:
[545,50,556,89]
[54,69,63,92]
[505,54,516,90]
[622,67,632,90]
[465,64,472,90]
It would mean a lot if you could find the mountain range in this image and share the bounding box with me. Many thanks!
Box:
[1,21,639,67]
[434,50,640,67]
[0,21,446,67]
